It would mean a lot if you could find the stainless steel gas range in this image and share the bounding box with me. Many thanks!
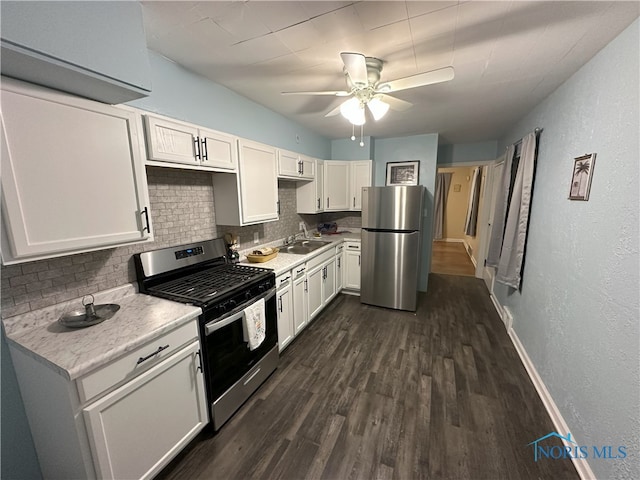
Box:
[134,238,278,431]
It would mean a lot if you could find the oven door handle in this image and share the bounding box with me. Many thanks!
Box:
[205,287,276,336]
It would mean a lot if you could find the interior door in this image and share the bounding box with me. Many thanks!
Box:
[482,161,504,292]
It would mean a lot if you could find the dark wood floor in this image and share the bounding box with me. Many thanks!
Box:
[157,274,578,480]
[431,241,476,277]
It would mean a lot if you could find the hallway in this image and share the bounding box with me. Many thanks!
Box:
[157,274,578,480]
[431,240,476,277]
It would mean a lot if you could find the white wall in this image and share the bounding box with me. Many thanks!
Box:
[495,19,639,480]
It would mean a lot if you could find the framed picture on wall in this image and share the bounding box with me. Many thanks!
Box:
[386,161,420,186]
[569,153,596,201]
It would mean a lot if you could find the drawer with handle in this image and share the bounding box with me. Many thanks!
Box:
[76,319,199,404]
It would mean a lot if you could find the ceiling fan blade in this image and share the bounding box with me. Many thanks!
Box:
[340,52,368,86]
[281,90,351,96]
[380,94,413,112]
[324,103,344,117]
[378,66,455,93]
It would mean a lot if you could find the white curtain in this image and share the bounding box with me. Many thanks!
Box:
[496,132,537,289]
[433,172,452,240]
[486,145,515,267]
[464,167,482,236]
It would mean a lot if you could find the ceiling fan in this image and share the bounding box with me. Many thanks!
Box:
[282,52,455,126]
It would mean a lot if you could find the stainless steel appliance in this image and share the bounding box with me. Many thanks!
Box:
[134,238,277,431]
[361,185,425,311]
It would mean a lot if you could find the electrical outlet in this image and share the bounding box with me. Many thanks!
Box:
[253,232,259,244]
[299,222,305,231]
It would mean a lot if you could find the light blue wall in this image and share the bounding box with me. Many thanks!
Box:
[129,51,331,159]
[437,140,498,165]
[372,134,439,291]
[495,19,639,480]
[331,136,373,160]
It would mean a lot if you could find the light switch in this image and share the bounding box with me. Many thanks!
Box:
[454,184,462,192]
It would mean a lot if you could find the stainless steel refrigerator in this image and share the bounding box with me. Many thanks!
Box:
[361,185,425,311]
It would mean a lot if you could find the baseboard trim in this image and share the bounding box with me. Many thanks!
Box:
[436,238,465,243]
[488,295,595,480]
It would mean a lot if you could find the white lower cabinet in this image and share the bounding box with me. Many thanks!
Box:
[306,248,337,321]
[307,263,324,321]
[83,341,207,480]
[8,317,207,480]
[276,272,294,351]
[335,244,344,292]
[344,241,362,291]
[292,265,309,335]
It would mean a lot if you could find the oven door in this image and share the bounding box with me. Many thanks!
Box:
[203,287,277,402]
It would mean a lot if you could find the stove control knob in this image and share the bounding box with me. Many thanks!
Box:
[228,299,237,309]
[245,291,252,301]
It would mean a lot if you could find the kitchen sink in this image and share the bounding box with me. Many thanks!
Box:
[282,239,331,255]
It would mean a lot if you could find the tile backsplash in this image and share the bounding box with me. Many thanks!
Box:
[1,169,361,319]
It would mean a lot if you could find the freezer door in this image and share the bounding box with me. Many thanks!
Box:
[361,230,421,311]
[361,186,424,231]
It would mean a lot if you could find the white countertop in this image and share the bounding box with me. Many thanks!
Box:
[2,284,202,380]
[239,232,361,276]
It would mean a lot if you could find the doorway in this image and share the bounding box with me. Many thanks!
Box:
[430,165,484,277]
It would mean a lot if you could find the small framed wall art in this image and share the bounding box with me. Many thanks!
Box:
[569,153,596,201]
[386,161,420,186]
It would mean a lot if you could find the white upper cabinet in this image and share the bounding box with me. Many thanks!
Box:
[322,160,372,212]
[324,161,351,211]
[213,138,279,226]
[144,115,237,171]
[296,159,323,214]
[0,78,152,264]
[277,149,314,180]
[350,161,373,211]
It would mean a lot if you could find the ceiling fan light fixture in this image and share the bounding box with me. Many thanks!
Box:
[367,97,390,121]
[340,97,366,125]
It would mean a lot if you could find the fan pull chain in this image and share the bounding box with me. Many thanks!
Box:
[351,123,356,141]
[360,124,364,147]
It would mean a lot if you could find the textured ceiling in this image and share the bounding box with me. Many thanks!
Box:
[142,1,639,144]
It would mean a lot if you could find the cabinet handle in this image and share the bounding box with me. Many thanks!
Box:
[304,279,308,292]
[327,198,330,208]
[317,198,320,209]
[194,137,201,160]
[195,350,203,373]
[137,344,169,365]
[353,197,356,208]
[278,296,283,312]
[347,245,359,249]
[277,200,280,215]
[300,161,304,175]
[338,258,341,268]
[201,138,208,161]
[280,276,290,285]
[296,267,305,275]
[141,207,151,235]
[358,255,361,266]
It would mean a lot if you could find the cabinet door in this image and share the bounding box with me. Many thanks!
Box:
[323,258,337,304]
[83,341,207,480]
[293,274,308,335]
[299,155,315,180]
[144,115,198,165]
[296,159,323,214]
[336,251,344,292]
[277,283,294,351]
[324,161,350,211]
[350,161,372,211]
[307,265,324,321]
[238,139,278,224]
[277,149,301,179]
[199,128,237,171]
[1,82,151,261]
[345,250,361,290]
